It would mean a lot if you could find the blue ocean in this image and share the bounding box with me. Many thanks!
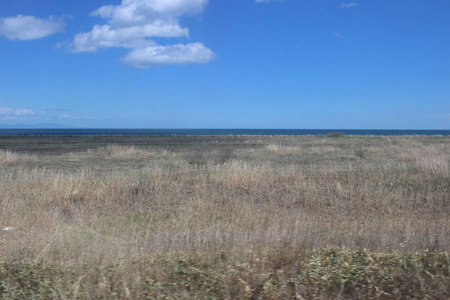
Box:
[0,129,448,136]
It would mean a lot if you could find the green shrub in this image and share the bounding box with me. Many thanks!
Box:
[1,248,448,299]
[326,132,345,138]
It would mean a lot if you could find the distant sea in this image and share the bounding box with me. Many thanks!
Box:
[0,129,449,136]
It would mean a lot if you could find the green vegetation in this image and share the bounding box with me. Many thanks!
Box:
[0,248,448,299]
[0,135,449,298]
[326,132,345,138]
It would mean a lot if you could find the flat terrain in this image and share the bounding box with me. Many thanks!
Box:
[0,135,449,299]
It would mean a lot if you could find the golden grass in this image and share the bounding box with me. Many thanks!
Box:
[85,144,172,158]
[0,135,448,298]
[0,149,36,164]
[266,144,337,155]
[1,136,448,261]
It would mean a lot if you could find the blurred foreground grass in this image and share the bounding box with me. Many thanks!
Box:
[1,248,448,299]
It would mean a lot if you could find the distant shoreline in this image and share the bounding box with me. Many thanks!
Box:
[0,129,449,136]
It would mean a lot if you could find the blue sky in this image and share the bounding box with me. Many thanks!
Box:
[0,0,449,129]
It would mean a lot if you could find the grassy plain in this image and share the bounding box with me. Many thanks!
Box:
[0,134,449,299]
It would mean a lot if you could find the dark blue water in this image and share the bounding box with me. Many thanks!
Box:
[0,129,448,136]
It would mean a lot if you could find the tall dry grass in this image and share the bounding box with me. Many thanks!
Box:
[0,136,448,264]
[0,149,36,164]
[0,135,449,298]
[86,144,171,158]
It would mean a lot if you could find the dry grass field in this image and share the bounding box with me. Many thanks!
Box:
[0,134,449,299]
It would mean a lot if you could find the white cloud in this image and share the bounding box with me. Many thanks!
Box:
[69,0,214,67]
[122,42,216,68]
[91,0,206,28]
[15,109,35,115]
[0,107,13,115]
[71,22,185,52]
[0,15,65,40]
[59,114,79,120]
[0,106,35,116]
[0,106,35,121]
[0,106,91,124]
[340,2,360,8]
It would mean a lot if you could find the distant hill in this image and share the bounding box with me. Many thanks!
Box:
[0,123,78,129]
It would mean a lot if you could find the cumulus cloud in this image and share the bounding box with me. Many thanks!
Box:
[71,23,184,52]
[69,0,214,67]
[0,15,65,40]
[90,0,206,28]
[121,42,216,68]
[340,2,360,8]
